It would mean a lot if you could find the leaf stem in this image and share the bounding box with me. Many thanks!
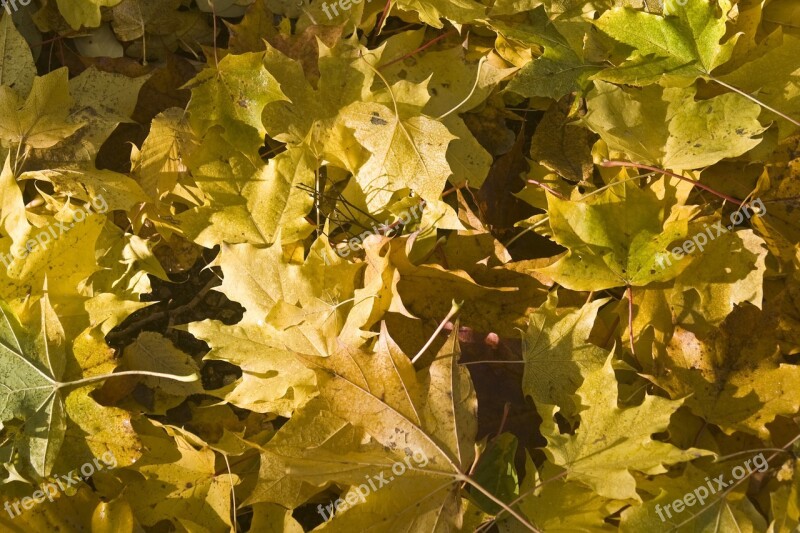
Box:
[709,77,800,128]
[504,217,550,248]
[460,474,540,532]
[378,30,456,70]
[373,0,393,38]
[411,300,463,364]
[626,285,636,356]
[56,370,198,390]
[437,56,488,120]
[526,179,567,200]
[668,431,800,531]
[475,469,568,533]
[601,160,744,206]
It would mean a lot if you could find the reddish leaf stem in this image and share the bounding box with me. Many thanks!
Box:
[373,0,393,39]
[379,30,456,70]
[601,160,744,206]
[526,179,567,200]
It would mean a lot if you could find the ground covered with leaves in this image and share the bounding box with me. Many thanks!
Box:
[0,0,798,531]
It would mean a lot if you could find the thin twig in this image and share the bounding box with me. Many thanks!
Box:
[106,276,219,343]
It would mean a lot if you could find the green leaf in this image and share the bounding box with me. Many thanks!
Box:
[499,7,600,99]
[0,295,197,476]
[470,433,519,514]
[584,81,765,170]
[536,177,698,291]
[186,51,288,150]
[594,0,737,85]
[0,294,66,477]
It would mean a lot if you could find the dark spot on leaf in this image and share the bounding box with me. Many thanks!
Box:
[371,112,388,126]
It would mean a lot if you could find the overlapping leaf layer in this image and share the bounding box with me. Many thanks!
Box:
[0,1,798,531]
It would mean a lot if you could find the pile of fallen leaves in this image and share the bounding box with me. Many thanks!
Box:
[0,0,798,531]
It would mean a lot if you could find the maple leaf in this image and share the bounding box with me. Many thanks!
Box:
[522,293,611,421]
[121,424,239,531]
[187,236,368,416]
[177,131,317,246]
[0,0,798,529]
[594,0,737,85]
[131,107,197,201]
[0,294,196,477]
[343,99,456,211]
[247,325,505,531]
[0,69,83,150]
[395,0,486,28]
[505,458,624,532]
[538,355,711,501]
[652,304,800,439]
[621,463,769,532]
[499,6,600,100]
[186,51,287,150]
[535,176,699,291]
[377,41,512,188]
[30,67,149,169]
[719,32,800,138]
[584,81,765,170]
